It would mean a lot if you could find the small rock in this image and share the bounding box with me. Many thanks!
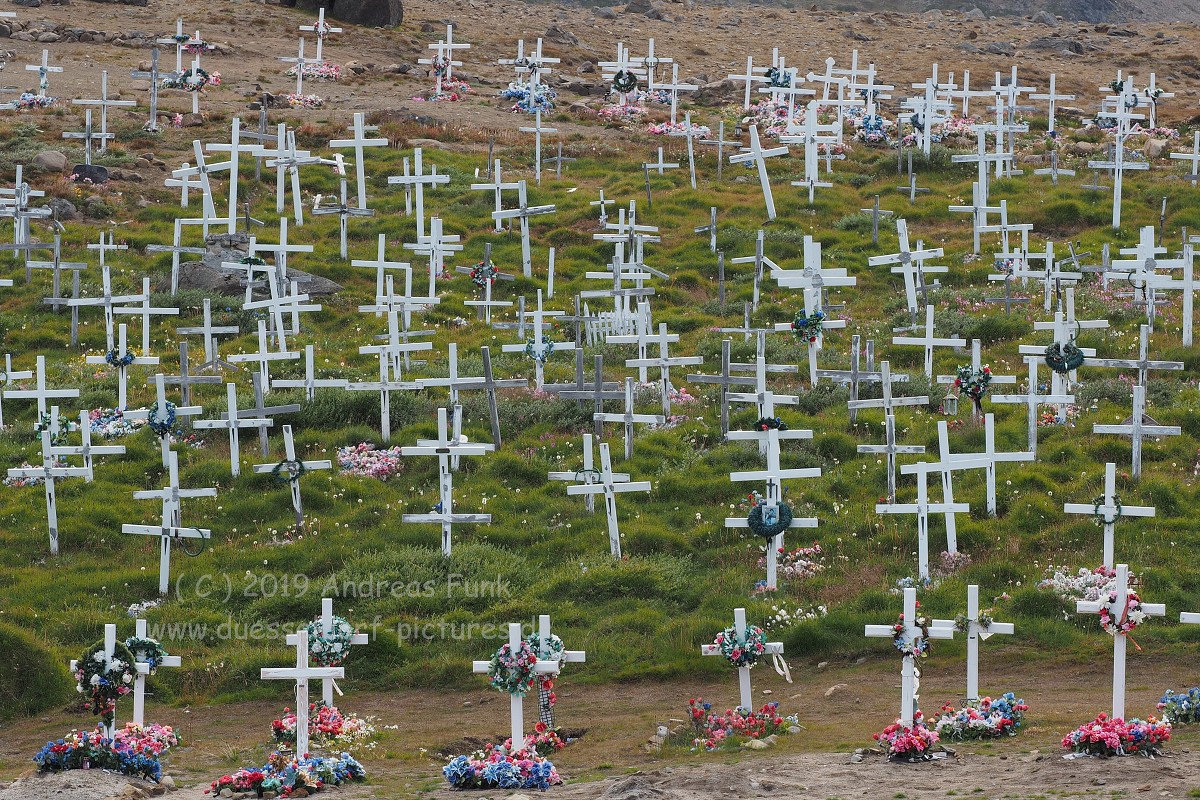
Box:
[963,7,985,20]
[219,790,233,799]
[182,113,205,127]
[577,60,595,74]
[983,41,1016,57]
[45,197,77,219]
[1032,10,1058,26]
[36,31,60,42]
[850,752,864,763]
[743,738,769,749]
[1144,138,1169,159]
[595,6,617,18]
[11,0,41,7]
[10,31,34,41]
[787,725,802,734]
[817,661,828,669]
[1094,778,1107,786]
[160,776,176,790]
[148,786,167,797]
[824,683,848,698]
[33,150,68,172]
[108,168,145,183]
[462,700,472,707]
[1108,28,1137,37]
[544,24,577,46]
[345,60,367,74]
[855,656,867,664]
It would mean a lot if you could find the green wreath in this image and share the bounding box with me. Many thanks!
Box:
[470,261,498,289]
[271,459,308,483]
[525,632,564,671]
[754,416,788,432]
[240,255,267,266]
[486,640,537,696]
[747,501,793,539]
[611,70,638,94]
[305,615,358,666]
[1093,496,1122,526]
[524,339,555,364]
[74,639,137,724]
[791,310,825,343]
[180,67,211,92]
[1044,342,1084,374]
[35,412,74,445]
[123,636,168,673]
[147,400,176,437]
[764,66,792,89]
[713,623,767,669]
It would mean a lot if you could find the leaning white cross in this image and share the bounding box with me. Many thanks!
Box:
[7,413,90,555]
[881,459,978,579]
[932,585,1013,703]
[472,622,560,750]
[564,440,649,558]
[228,319,301,393]
[252,424,331,528]
[193,383,272,477]
[122,449,214,595]
[866,587,955,727]
[729,125,788,222]
[128,618,181,726]
[1063,462,1155,569]
[261,630,343,757]
[1076,563,1165,720]
[1092,384,1180,481]
[701,607,784,711]
[548,432,624,515]
[284,598,368,707]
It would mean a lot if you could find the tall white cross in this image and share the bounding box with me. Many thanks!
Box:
[866,588,955,726]
[7,412,90,555]
[992,357,1075,454]
[329,112,387,211]
[1092,384,1180,481]
[892,305,966,380]
[128,618,181,726]
[594,377,665,461]
[701,607,784,711]
[261,630,343,757]
[881,460,976,579]
[729,125,788,222]
[3,354,80,419]
[84,323,158,410]
[299,7,341,63]
[73,71,134,154]
[932,585,1013,703]
[252,424,332,527]
[1063,461,1155,569]
[193,383,272,477]
[25,49,62,99]
[564,440,650,558]
[69,624,125,738]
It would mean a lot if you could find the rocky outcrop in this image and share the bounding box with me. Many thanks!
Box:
[281,0,403,27]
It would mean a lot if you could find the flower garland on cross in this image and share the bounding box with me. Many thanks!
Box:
[524,339,555,364]
[147,401,176,437]
[953,364,992,414]
[1093,495,1122,526]
[791,310,825,343]
[105,348,137,369]
[487,639,537,696]
[712,623,767,669]
[892,607,932,659]
[75,639,138,726]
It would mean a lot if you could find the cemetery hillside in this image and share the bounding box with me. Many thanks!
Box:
[3,0,1200,798]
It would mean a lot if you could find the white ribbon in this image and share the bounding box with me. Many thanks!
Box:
[771,652,792,684]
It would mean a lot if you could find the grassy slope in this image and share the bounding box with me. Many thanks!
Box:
[0,105,1197,725]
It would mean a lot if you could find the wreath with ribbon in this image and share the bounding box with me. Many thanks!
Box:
[524,632,564,708]
[524,339,555,364]
[1100,589,1146,638]
[305,615,358,667]
[271,459,308,484]
[611,70,638,94]
[791,310,825,343]
[147,401,176,437]
[952,612,993,635]
[1044,341,1084,374]
[124,636,168,673]
[954,365,992,402]
[713,624,767,669]
[754,416,788,432]
[747,501,793,539]
[1093,496,1122,526]
[892,610,932,658]
[75,639,137,724]
[486,640,537,696]
[764,66,792,89]
[470,261,498,289]
[105,349,137,368]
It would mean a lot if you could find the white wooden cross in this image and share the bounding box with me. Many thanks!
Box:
[4,354,80,419]
[1089,324,1183,388]
[229,320,300,393]
[549,432,623,515]
[265,129,324,226]
[176,298,239,373]
[25,49,62,99]
[729,126,788,222]
[858,413,924,505]
[0,354,33,430]
[312,157,375,260]
[284,598,367,708]
[69,624,125,738]
[168,142,220,230]
[386,148,449,241]
[401,406,492,556]
[927,419,998,546]
[205,117,261,236]
[724,425,819,589]
[280,37,319,97]
[492,179,555,278]
[528,614,584,727]
[1063,461,1154,569]
[518,109,556,186]
[564,440,650,558]
[126,374,204,469]
[701,608,784,711]
[501,290,573,390]
[1030,73,1074,135]
[84,323,158,410]
[72,71,134,155]
[727,56,768,110]
[359,273,437,375]
[625,322,702,417]
[299,8,341,63]
[114,277,179,357]
[420,25,469,97]
[948,180,1001,255]
[594,377,665,461]
[8,411,90,555]
[472,623,559,749]
[933,585,1013,703]
[868,219,944,324]
[892,305,966,380]
[403,216,462,297]
[69,262,140,353]
[882,459,975,579]
[471,159,519,233]
[1089,131,1148,229]
[261,630,343,757]
[130,47,165,133]
[992,357,1074,455]
[329,112,387,211]
[1093,384,1180,481]
[146,221,205,298]
[28,222,88,312]
[271,345,347,401]
[866,588,955,726]
[934,339,1016,422]
[62,109,111,167]
[1016,312,1097,408]
[728,354,801,455]
[121,449,214,594]
[1170,130,1200,187]
[193,383,272,477]
[903,65,954,155]
[1076,563,1165,720]
[155,18,188,75]
[352,233,410,307]
[128,618,181,726]
[252,424,330,527]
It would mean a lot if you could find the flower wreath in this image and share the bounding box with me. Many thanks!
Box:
[430,55,451,78]
[240,255,267,267]
[487,640,537,696]
[470,261,498,289]
[524,339,555,364]
[892,611,932,658]
[1044,341,1084,374]
[1100,589,1147,637]
[953,365,992,402]
[75,639,137,724]
[611,70,638,94]
[1093,496,1122,526]
[791,310,825,343]
[105,349,137,368]
[271,459,308,483]
[35,412,74,445]
[313,19,335,39]
[953,611,993,634]
[524,633,564,708]
[1110,79,1125,94]
[177,67,212,92]
[124,635,169,673]
[146,401,176,437]
[712,623,767,669]
[305,615,358,667]
[862,114,885,134]
[764,66,792,88]
[754,416,788,432]
[746,501,793,539]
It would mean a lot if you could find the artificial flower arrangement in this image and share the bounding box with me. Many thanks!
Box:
[873,711,940,761]
[336,442,405,480]
[711,623,767,668]
[207,751,366,796]
[934,693,1028,740]
[442,742,561,790]
[74,639,136,727]
[271,703,378,752]
[286,62,342,81]
[90,407,147,439]
[1157,689,1200,725]
[953,364,993,414]
[646,120,711,137]
[34,726,169,781]
[161,67,221,91]
[757,542,824,582]
[687,697,797,751]
[15,93,56,110]
[287,93,326,108]
[500,82,557,114]
[1061,713,1171,757]
[596,102,648,127]
[790,309,826,343]
[1037,565,1119,603]
[852,112,895,145]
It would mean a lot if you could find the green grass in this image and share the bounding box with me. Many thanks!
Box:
[0,110,1197,720]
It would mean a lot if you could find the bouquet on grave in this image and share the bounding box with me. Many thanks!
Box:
[442,744,561,790]
[271,703,379,752]
[687,697,797,751]
[1061,713,1171,757]
[207,751,366,796]
[34,727,163,780]
[1157,689,1200,725]
[756,542,824,581]
[873,711,939,761]
[934,693,1028,740]
[1037,564,1119,603]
